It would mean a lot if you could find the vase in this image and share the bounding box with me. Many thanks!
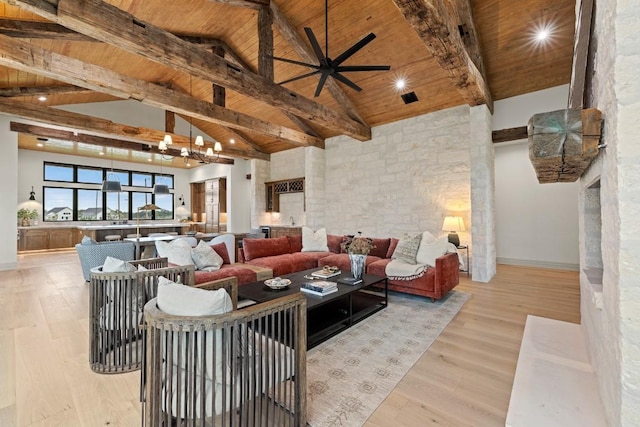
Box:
[349,253,366,280]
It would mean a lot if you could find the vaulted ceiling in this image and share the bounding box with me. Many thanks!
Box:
[0,0,576,168]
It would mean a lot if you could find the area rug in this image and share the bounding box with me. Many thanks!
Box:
[306,290,470,427]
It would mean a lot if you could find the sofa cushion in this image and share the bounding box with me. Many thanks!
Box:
[327,234,344,254]
[416,236,449,267]
[368,238,391,258]
[287,234,303,253]
[192,240,223,271]
[392,233,423,264]
[243,236,290,261]
[194,264,259,285]
[318,253,382,272]
[210,242,231,265]
[301,227,329,252]
[386,238,399,258]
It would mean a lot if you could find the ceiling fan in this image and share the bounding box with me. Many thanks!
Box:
[273,0,391,97]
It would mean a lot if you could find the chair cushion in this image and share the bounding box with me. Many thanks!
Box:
[301,226,329,252]
[102,256,136,273]
[192,240,223,271]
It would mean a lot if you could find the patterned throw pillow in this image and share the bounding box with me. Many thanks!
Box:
[191,240,223,271]
[391,233,423,264]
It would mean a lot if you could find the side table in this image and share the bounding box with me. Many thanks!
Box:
[457,245,470,276]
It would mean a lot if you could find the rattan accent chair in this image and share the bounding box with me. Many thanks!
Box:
[89,257,195,374]
[142,277,307,426]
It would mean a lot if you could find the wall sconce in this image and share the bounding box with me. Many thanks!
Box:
[29,186,36,201]
[178,195,185,206]
[442,216,465,247]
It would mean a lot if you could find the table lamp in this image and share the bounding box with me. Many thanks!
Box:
[137,203,160,238]
[442,216,465,247]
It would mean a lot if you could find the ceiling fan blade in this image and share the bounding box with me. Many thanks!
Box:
[271,56,320,69]
[314,72,330,97]
[331,33,377,67]
[335,65,391,72]
[304,27,327,64]
[332,72,362,92]
[277,70,321,86]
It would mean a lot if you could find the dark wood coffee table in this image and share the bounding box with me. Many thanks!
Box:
[237,268,388,348]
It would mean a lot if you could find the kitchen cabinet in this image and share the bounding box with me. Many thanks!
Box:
[270,226,302,238]
[265,178,304,212]
[18,227,79,251]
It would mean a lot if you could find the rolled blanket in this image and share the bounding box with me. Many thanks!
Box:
[385,259,427,281]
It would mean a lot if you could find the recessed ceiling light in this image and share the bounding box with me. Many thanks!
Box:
[36,143,43,147]
[395,78,406,90]
[536,29,550,41]
[230,138,235,144]
[529,21,556,49]
[38,96,47,102]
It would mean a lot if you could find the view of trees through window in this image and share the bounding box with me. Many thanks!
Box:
[43,162,174,222]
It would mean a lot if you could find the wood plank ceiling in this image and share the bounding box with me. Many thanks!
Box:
[0,0,576,168]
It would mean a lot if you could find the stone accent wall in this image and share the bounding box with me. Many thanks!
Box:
[469,105,496,282]
[322,106,472,241]
[304,146,325,229]
[580,0,640,425]
[250,159,270,229]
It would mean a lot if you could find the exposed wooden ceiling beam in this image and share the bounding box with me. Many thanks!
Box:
[0,98,270,160]
[270,1,368,127]
[0,17,91,40]
[492,126,527,143]
[392,0,493,112]
[0,33,322,148]
[11,121,236,165]
[257,5,274,82]
[449,0,486,77]
[206,0,269,10]
[0,84,90,97]
[6,0,370,141]
[568,0,594,108]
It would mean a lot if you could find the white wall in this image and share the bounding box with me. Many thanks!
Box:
[493,85,580,269]
[0,115,18,270]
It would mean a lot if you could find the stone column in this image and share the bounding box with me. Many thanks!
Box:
[0,115,19,271]
[304,146,325,229]
[250,159,270,230]
[469,105,496,282]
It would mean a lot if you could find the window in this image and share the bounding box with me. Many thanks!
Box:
[77,189,103,220]
[44,187,74,221]
[41,162,174,222]
[154,193,174,220]
[44,163,74,182]
[132,173,153,188]
[77,167,103,184]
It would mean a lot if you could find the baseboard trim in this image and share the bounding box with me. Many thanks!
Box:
[497,257,579,271]
[0,261,18,271]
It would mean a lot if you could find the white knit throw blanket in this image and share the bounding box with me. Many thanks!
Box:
[385,259,427,281]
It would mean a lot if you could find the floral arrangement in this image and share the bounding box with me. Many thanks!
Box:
[341,231,375,255]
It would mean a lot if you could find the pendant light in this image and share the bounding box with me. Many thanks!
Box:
[102,147,122,192]
[153,152,170,195]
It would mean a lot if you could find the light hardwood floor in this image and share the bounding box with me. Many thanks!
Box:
[0,251,580,426]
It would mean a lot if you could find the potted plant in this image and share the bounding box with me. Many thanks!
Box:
[17,208,38,226]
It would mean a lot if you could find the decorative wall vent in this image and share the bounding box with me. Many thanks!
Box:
[528,108,602,183]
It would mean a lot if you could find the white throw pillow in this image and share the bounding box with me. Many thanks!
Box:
[191,240,223,271]
[157,276,233,382]
[102,256,136,273]
[415,236,449,267]
[301,226,329,252]
[415,231,437,264]
[155,239,194,266]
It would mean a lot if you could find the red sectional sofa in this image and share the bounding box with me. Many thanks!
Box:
[238,234,460,300]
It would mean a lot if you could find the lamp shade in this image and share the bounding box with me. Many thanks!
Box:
[214,142,222,152]
[442,216,465,232]
[442,216,465,247]
[153,183,170,195]
[101,179,122,192]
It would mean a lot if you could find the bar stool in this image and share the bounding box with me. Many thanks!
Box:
[104,234,122,242]
[126,233,141,238]
[167,232,179,236]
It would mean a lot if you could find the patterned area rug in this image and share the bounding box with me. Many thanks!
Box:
[306,290,470,427]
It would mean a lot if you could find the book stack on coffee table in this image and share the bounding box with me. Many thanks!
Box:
[300,280,338,296]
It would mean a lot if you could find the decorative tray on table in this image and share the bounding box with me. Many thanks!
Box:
[264,278,291,290]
